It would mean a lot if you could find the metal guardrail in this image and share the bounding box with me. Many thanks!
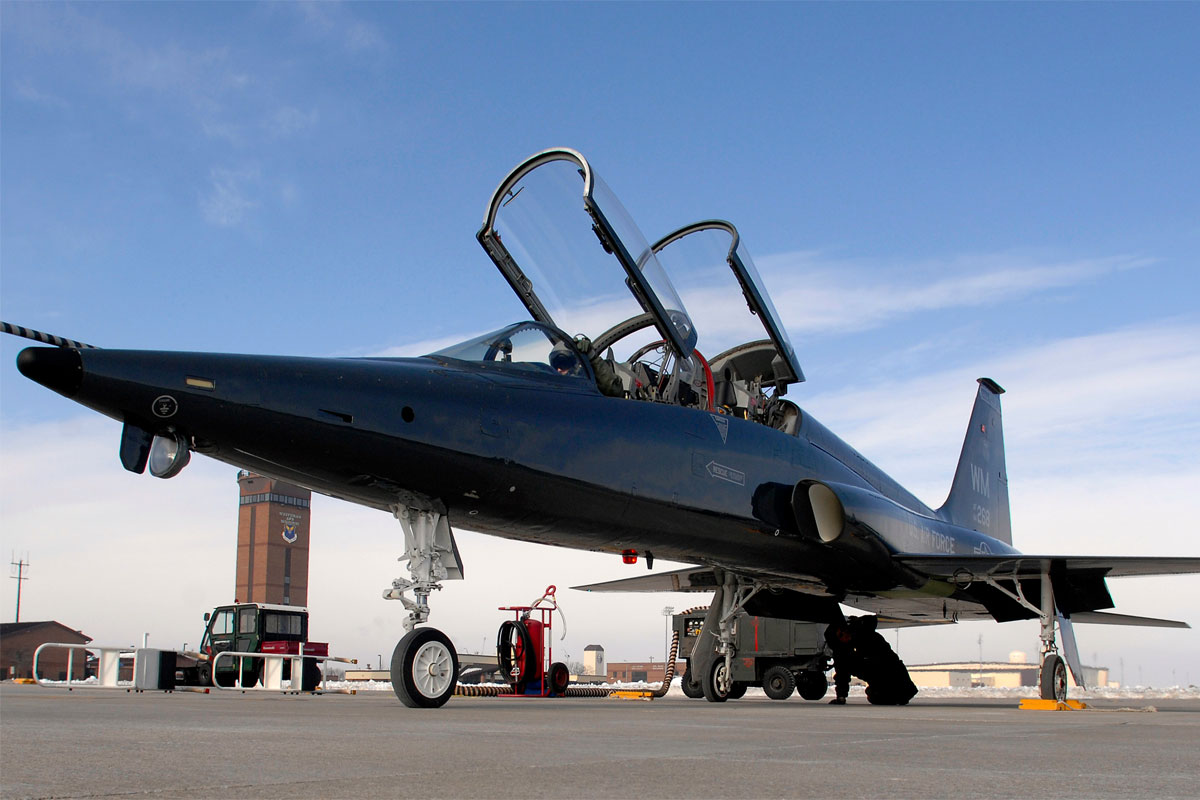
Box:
[210,650,357,693]
[31,642,356,694]
[32,642,133,689]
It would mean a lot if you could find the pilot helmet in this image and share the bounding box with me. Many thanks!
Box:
[549,343,579,374]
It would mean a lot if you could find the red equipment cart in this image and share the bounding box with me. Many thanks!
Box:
[496,585,570,697]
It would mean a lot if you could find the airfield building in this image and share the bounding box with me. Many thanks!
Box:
[0,621,90,681]
[909,651,1111,688]
[236,471,312,606]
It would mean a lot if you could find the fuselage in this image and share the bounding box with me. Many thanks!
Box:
[18,338,1018,597]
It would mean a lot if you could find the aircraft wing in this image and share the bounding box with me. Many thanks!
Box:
[878,553,1200,626]
[572,567,953,627]
[894,554,1200,579]
[574,554,1200,627]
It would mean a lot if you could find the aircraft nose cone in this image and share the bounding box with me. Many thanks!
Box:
[17,346,84,397]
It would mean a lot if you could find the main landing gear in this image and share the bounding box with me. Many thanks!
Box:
[383,505,464,708]
[688,569,763,703]
[979,563,1074,701]
[1037,575,1069,702]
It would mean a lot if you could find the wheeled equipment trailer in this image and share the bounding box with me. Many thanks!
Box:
[675,608,831,701]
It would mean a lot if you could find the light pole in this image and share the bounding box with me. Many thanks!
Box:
[662,606,674,670]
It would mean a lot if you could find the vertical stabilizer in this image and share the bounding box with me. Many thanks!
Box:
[937,378,1012,545]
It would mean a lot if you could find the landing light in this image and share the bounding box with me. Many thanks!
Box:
[148,433,191,479]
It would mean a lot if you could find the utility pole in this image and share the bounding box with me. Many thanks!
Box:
[10,554,30,623]
[976,633,983,687]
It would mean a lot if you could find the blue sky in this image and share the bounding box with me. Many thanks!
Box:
[2,3,1198,686]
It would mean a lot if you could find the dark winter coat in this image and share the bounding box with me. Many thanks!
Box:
[825,617,918,705]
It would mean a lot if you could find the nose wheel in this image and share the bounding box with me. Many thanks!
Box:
[391,627,459,708]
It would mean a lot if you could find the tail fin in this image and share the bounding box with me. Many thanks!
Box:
[937,378,1012,545]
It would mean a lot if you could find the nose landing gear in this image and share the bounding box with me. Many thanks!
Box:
[383,505,464,708]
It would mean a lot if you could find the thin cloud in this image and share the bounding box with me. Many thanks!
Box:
[374,249,1155,364]
[12,78,70,109]
[800,320,1200,521]
[265,106,319,139]
[200,166,261,227]
[294,2,386,54]
[756,251,1153,336]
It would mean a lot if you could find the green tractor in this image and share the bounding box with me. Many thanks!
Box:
[181,603,326,690]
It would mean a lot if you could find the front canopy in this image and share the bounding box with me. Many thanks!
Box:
[476,148,696,359]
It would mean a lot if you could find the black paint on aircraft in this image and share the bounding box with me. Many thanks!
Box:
[7,149,1198,707]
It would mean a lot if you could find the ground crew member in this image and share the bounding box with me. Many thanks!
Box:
[824,615,918,705]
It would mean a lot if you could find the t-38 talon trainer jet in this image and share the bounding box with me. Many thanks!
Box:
[7,148,1199,707]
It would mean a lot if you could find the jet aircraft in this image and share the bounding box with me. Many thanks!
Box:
[7,148,1199,708]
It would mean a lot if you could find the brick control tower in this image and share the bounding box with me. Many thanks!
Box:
[236,471,312,606]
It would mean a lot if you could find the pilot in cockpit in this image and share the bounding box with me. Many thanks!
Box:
[550,343,583,377]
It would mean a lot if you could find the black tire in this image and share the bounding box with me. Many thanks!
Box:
[1040,653,1068,701]
[795,670,828,701]
[702,658,730,703]
[763,665,796,700]
[549,661,570,695]
[195,663,212,687]
[221,661,258,689]
[681,663,704,699]
[391,627,458,708]
[496,620,537,684]
[726,682,747,700]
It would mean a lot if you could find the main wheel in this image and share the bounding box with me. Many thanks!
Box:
[763,665,796,700]
[702,658,731,703]
[726,682,747,700]
[681,663,704,699]
[795,670,828,701]
[391,627,458,708]
[1040,653,1068,701]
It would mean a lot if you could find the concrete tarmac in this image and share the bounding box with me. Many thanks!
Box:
[3,683,1199,799]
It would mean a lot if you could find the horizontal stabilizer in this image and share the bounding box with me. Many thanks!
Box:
[1069,611,1191,629]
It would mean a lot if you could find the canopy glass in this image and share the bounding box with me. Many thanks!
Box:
[477,148,696,359]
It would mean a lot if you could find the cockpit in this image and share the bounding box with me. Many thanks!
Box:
[444,148,805,432]
[430,321,591,380]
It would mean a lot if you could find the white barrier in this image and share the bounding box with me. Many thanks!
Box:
[210,650,357,693]
[32,642,134,689]
[29,642,355,694]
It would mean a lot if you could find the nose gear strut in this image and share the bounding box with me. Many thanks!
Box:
[383,504,465,708]
[382,505,464,632]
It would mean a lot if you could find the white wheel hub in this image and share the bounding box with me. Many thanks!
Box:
[412,641,453,697]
